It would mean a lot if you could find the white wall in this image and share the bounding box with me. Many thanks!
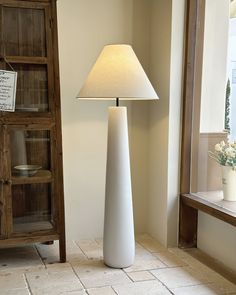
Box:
[198,212,236,272]
[129,0,151,235]
[57,0,185,248]
[200,0,229,133]
[148,0,184,246]
[148,0,171,246]
[57,0,133,240]
[57,0,156,240]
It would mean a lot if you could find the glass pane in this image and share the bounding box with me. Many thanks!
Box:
[10,129,51,175]
[2,7,46,57]
[191,1,236,198]
[13,64,49,112]
[12,183,53,233]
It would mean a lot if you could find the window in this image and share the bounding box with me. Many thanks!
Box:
[179,0,236,248]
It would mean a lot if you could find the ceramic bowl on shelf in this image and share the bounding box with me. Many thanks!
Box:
[13,165,42,177]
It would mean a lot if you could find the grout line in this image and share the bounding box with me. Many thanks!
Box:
[123,265,184,274]
[23,273,33,295]
[111,286,119,294]
[73,241,90,259]
[70,262,87,290]
[120,268,135,283]
[125,272,136,283]
[151,275,175,295]
[34,245,47,269]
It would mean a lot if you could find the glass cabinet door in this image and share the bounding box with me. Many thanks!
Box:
[0,3,51,113]
[2,6,47,57]
[11,183,53,233]
[12,64,49,112]
[8,127,55,234]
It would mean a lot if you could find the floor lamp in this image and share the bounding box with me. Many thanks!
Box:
[77,44,159,268]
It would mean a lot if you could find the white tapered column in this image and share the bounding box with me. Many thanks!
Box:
[103,106,135,268]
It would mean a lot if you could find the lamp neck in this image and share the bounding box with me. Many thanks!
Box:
[116,97,119,107]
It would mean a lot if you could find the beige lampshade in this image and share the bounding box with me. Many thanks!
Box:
[77,44,159,100]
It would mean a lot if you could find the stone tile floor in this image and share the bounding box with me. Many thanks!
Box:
[0,234,235,294]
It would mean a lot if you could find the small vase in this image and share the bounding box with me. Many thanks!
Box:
[222,166,236,201]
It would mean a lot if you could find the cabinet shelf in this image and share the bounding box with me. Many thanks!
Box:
[4,56,48,65]
[12,170,52,185]
[13,220,53,233]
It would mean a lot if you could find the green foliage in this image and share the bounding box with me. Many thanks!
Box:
[225,79,231,131]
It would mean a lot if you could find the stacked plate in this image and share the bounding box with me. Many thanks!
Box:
[13,165,42,177]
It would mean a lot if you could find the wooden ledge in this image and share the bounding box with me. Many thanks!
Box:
[181,192,236,227]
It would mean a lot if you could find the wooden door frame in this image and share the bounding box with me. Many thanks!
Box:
[179,0,206,248]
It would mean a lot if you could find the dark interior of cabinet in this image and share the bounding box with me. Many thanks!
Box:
[10,129,52,232]
[13,64,49,112]
[10,129,51,169]
[2,6,46,57]
[12,183,53,233]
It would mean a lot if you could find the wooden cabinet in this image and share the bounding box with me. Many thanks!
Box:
[0,0,66,262]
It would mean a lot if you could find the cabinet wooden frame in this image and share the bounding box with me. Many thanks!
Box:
[0,0,66,262]
[179,0,236,248]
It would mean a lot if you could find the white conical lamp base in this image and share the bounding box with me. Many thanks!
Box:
[103,106,135,268]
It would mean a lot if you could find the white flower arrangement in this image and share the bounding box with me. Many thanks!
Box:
[209,141,236,171]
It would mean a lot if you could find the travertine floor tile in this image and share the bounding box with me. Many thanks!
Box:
[169,249,235,286]
[153,251,187,267]
[72,259,118,276]
[0,272,27,290]
[95,238,103,246]
[46,262,74,270]
[26,267,84,295]
[171,283,224,295]
[168,247,190,259]
[87,286,116,294]
[59,291,87,295]
[36,242,59,262]
[75,239,103,259]
[212,278,236,293]
[0,247,44,271]
[73,260,131,288]
[0,236,235,295]
[135,242,146,249]
[0,289,30,295]
[169,248,211,270]
[127,270,156,282]
[78,271,131,289]
[36,240,86,264]
[113,280,171,294]
[136,233,152,240]
[136,235,166,253]
[151,266,209,288]
[124,251,166,273]
[135,245,157,258]
[0,245,36,254]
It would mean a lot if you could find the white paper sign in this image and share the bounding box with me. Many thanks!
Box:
[0,70,17,112]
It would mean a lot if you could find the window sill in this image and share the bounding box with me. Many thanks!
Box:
[180,192,236,227]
